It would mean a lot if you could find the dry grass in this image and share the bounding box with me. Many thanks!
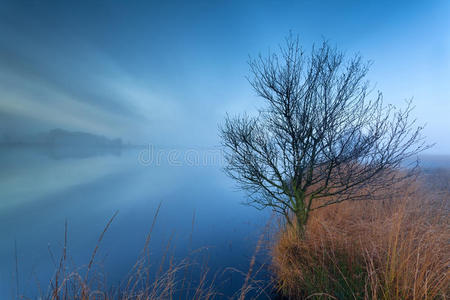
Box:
[272,177,449,299]
[14,202,273,300]
[38,203,220,300]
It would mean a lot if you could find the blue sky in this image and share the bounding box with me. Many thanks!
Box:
[0,0,449,153]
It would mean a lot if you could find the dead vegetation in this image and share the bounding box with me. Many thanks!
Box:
[272,176,449,299]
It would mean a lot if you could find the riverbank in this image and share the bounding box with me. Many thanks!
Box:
[271,172,449,299]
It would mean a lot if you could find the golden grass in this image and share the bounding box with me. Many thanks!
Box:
[272,178,449,299]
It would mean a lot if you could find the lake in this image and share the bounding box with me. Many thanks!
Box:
[0,146,448,299]
[0,146,272,298]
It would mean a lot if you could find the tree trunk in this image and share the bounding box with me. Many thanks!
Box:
[295,210,308,238]
[292,194,308,237]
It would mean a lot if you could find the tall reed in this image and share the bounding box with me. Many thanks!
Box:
[272,176,449,299]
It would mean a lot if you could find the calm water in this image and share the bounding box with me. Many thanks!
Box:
[1,147,448,298]
[0,146,271,298]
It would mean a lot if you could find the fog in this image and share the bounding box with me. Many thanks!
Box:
[1,1,449,153]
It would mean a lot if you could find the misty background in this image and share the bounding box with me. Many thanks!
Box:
[0,0,449,153]
[0,1,449,298]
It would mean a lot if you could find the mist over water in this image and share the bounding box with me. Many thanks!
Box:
[0,3,448,297]
[0,146,271,298]
[1,143,448,297]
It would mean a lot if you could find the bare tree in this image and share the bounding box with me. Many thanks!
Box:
[220,35,429,234]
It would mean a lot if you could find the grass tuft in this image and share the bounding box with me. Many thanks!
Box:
[272,177,449,299]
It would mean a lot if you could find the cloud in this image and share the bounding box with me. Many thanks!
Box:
[0,35,186,144]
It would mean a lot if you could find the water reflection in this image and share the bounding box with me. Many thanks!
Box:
[2,146,447,298]
[0,146,270,298]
